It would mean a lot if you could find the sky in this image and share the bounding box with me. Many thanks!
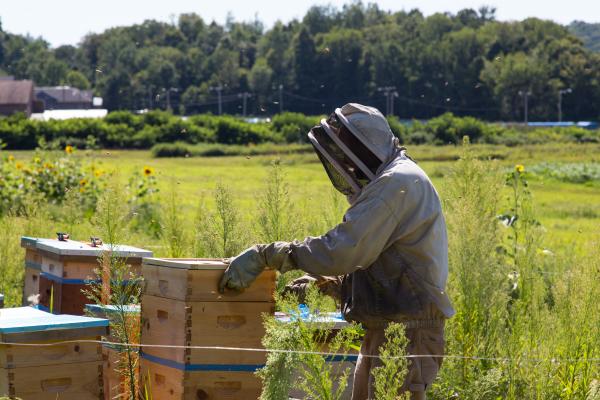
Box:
[1,0,599,48]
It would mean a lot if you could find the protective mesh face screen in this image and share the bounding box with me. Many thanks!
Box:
[311,143,356,196]
[326,113,382,173]
[310,126,370,189]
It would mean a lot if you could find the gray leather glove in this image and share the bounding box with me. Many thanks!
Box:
[218,242,297,293]
[283,274,343,302]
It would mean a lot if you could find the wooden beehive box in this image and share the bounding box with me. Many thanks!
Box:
[140,258,276,400]
[21,237,152,315]
[0,306,109,399]
[142,258,275,302]
[85,304,141,400]
[140,357,263,400]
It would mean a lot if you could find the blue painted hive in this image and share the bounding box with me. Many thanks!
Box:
[0,306,108,399]
[21,236,152,315]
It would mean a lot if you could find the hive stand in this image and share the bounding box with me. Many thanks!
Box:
[140,258,276,400]
[0,306,108,399]
[21,237,152,315]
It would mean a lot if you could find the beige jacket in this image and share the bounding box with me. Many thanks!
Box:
[280,149,454,323]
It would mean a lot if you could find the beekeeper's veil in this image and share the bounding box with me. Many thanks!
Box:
[308,103,398,196]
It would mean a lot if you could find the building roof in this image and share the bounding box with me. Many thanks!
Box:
[35,86,93,104]
[0,80,34,105]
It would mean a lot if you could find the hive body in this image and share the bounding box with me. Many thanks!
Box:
[0,307,108,399]
[140,258,276,400]
[21,237,152,314]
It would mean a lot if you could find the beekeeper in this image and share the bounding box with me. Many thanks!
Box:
[219,103,454,400]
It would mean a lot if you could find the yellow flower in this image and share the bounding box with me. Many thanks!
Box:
[34,157,41,164]
[65,145,74,154]
[143,166,154,176]
[515,164,525,173]
[79,178,88,186]
[43,162,53,169]
[15,162,23,170]
[8,155,14,162]
[94,169,104,177]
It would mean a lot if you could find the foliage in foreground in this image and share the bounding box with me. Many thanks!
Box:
[258,287,360,400]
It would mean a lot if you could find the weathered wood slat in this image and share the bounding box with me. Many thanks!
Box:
[141,295,272,365]
[140,357,261,400]
[1,360,103,400]
[142,258,275,302]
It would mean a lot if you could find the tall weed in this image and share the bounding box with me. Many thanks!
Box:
[159,180,187,258]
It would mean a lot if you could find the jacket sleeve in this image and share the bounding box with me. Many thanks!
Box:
[286,183,410,276]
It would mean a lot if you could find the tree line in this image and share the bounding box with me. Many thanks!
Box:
[1,2,599,121]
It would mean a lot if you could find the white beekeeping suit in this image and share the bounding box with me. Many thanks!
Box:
[220,103,453,400]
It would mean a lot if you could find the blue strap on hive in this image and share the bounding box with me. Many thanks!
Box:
[140,351,264,372]
[26,260,135,285]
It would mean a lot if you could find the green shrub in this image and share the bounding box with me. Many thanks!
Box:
[271,112,319,143]
[386,116,408,144]
[1,111,600,150]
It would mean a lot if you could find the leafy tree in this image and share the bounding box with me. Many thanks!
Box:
[64,70,91,89]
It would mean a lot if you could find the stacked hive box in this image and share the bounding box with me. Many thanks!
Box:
[140,258,276,400]
[0,306,108,399]
[85,304,141,400]
[21,237,152,314]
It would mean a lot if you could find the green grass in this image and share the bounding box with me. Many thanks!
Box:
[10,142,596,245]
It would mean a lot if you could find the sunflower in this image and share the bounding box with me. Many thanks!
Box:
[515,164,525,173]
[8,155,14,162]
[15,162,23,170]
[79,178,88,186]
[143,166,154,176]
[65,145,74,154]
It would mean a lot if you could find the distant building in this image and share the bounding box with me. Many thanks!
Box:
[0,79,36,117]
[34,86,97,110]
[30,109,108,121]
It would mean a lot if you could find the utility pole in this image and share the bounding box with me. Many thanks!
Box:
[377,86,397,116]
[210,84,223,115]
[558,88,572,122]
[518,90,532,124]
[278,84,284,113]
[239,92,252,117]
[165,87,178,112]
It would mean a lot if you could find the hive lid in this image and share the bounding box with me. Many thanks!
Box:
[142,258,227,270]
[20,236,153,258]
[85,304,140,315]
[0,307,109,335]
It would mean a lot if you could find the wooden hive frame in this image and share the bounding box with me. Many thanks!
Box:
[21,237,151,314]
[0,307,109,399]
[140,258,276,400]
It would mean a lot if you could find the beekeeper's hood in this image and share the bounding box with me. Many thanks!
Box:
[308,103,398,196]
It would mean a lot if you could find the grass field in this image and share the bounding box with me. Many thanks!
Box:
[11,142,597,246]
[2,142,600,399]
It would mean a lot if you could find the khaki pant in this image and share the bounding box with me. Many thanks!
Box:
[351,304,445,400]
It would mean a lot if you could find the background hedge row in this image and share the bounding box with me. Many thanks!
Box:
[1,111,599,152]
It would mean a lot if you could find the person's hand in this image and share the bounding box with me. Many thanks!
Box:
[283,274,342,302]
[283,275,318,301]
[218,246,266,293]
